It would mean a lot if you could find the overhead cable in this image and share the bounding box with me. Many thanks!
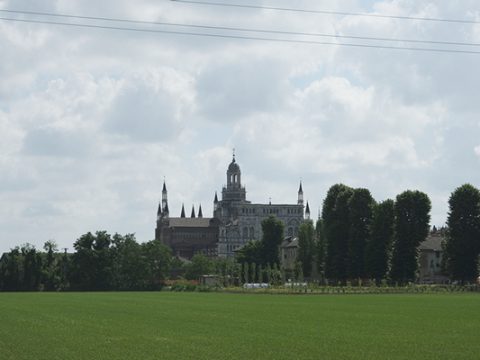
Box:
[1,9,480,48]
[1,17,480,55]
[170,0,480,25]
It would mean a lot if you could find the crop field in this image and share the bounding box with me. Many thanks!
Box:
[0,292,479,359]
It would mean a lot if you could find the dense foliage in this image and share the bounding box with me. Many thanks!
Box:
[365,200,395,282]
[390,191,431,284]
[3,183,479,290]
[444,184,480,283]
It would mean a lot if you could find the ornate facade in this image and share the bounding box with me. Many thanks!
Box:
[155,154,309,259]
[214,154,307,257]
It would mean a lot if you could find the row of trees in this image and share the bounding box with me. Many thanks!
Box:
[316,184,431,284]
[1,183,479,290]
[296,183,480,284]
[0,233,174,291]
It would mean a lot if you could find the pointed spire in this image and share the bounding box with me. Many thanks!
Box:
[191,205,196,218]
[181,204,185,218]
[198,204,203,218]
[297,181,304,206]
[306,201,310,214]
[214,191,218,203]
[164,202,169,215]
[157,202,162,216]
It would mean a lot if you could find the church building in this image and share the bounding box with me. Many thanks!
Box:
[155,154,309,259]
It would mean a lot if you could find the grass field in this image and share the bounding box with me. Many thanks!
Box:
[0,292,479,359]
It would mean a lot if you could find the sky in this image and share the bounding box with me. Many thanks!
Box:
[1,0,479,253]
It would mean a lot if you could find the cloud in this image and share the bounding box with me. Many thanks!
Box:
[104,68,194,142]
[475,145,480,157]
[196,57,290,121]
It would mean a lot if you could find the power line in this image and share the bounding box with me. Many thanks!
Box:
[2,17,480,55]
[171,0,480,25]
[1,9,480,48]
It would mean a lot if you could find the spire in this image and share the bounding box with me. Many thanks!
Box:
[157,202,162,216]
[162,179,168,216]
[181,204,185,218]
[297,181,304,206]
[305,201,310,220]
[191,205,196,218]
[214,191,218,204]
[198,204,203,218]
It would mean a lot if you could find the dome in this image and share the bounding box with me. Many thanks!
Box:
[228,158,240,173]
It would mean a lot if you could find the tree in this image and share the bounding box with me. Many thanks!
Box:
[390,190,431,284]
[110,234,147,290]
[142,240,172,287]
[315,219,326,281]
[347,188,374,280]
[260,216,284,266]
[323,184,353,283]
[235,240,262,265]
[21,243,43,291]
[298,220,315,277]
[365,199,395,283]
[184,254,213,281]
[42,240,59,291]
[444,184,480,283]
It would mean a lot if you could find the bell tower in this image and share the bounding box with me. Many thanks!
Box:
[222,150,247,202]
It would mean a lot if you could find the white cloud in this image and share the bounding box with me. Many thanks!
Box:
[1,0,479,252]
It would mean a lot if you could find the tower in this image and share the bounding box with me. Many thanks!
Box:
[161,180,169,218]
[222,151,247,202]
[298,181,304,206]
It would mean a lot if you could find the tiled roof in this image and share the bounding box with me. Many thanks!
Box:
[168,218,214,228]
[419,233,445,251]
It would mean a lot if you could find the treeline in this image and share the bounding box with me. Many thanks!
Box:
[299,183,480,285]
[1,184,479,291]
[0,231,245,291]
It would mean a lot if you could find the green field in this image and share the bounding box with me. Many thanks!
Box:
[0,292,479,359]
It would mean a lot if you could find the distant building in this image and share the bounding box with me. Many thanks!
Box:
[213,153,308,257]
[155,182,219,259]
[280,236,298,273]
[418,228,448,283]
[155,153,309,259]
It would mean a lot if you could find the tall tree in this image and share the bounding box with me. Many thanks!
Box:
[298,220,315,277]
[260,216,284,266]
[315,218,326,280]
[365,199,395,283]
[70,231,113,290]
[390,190,431,284]
[347,188,374,280]
[444,184,480,283]
[42,240,59,291]
[142,240,172,288]
[111,233,147,290]
[323,184,353,283]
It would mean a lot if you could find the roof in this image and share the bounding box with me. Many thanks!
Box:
[419,233,445,251]
[281,236,298,248]
[168,218,215,228]
[228,158,240,172]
